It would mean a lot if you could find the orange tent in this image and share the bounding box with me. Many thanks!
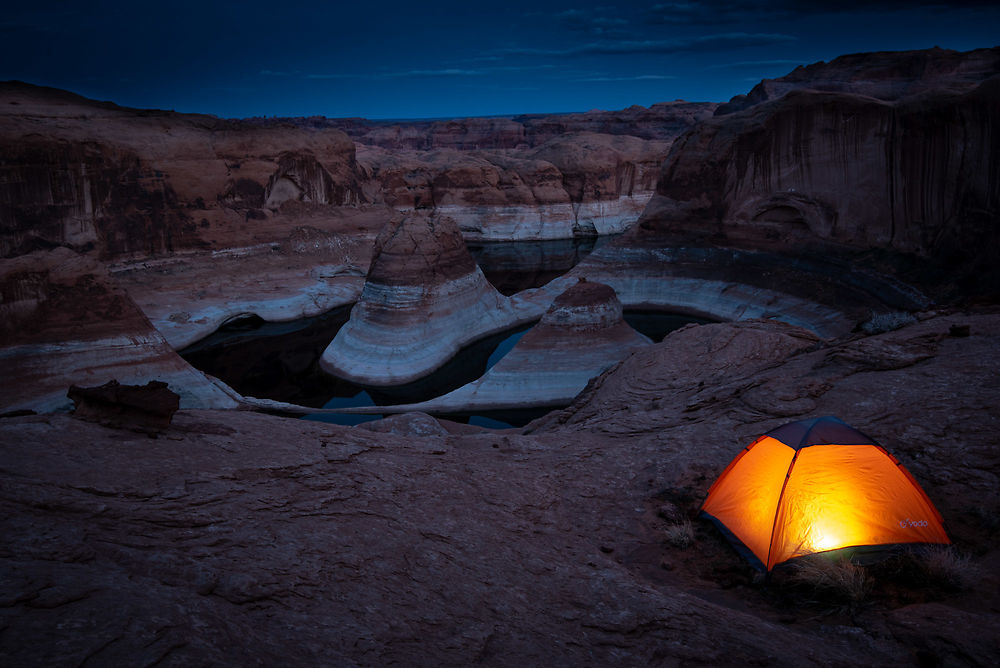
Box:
[700,416,949,572]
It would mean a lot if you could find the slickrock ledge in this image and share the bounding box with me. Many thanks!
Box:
[3,311,998,665]
[0,248,239,413]
[347,280,652,415]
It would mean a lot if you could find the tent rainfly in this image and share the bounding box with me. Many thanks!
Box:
[700,416,950,572]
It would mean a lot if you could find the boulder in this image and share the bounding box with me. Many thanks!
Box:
[68,380,180,433]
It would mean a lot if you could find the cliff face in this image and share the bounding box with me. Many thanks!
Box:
[0,139,202,259]
[360,132,669,240]
[0,82,368,260]
[0,83,710,257]
[0,247,237,412]
[641,48,1000,294]
[716,46,1000,115]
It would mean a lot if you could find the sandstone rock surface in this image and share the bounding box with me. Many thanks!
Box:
[2,310,997,665]
[640,47,1000,297]
[320,214,533,385]
[0,248,238,413]
[361,280,651,415]
[331,100,718,149]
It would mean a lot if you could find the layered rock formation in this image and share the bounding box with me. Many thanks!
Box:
[358,132,670,240]
[0,82,369,260]
[0,248,238,413]
[2,46,999,665]
[329,100,717,149]
[320,215,927,388]
[640,47,1000,297]
[320,214,533,385]
[356,280,651,415]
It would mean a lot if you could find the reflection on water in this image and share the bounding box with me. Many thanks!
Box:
[467,236,611,295]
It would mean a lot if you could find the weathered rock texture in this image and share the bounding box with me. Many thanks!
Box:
[2,310,998,665]
[0,82,368,260]
[68,379,180,432]
[360,280,651,415]
[640,47,1000,296]
[0,248,238,413]
[358,131,670,240]
[715,46,1000,115]
[320,214,532,385]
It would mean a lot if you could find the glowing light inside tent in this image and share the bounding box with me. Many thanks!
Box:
[700,417,951,571]
[808,527,842,552]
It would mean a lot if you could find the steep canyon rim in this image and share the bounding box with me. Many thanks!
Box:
[1,46,999,666]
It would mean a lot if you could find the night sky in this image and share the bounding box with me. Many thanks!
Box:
[2,1,997,120]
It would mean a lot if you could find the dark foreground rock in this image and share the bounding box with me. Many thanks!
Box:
[2,310,998,666]
[68,379,179,432]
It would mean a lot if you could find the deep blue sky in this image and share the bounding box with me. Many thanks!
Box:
[2,1,997,119]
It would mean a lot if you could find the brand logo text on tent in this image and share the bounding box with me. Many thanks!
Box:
[899,518,929,528]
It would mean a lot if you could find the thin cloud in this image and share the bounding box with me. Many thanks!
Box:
[305,73,360,79]
[649,0,998,25]
[706,59,805,69]
[557,7,631,35]
[386,69,483,77]
[577,74,678,82]
[500,33,797,57]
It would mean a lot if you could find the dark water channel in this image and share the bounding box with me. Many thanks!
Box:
[181,237,705,428]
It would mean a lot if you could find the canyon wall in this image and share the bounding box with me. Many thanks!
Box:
[1,82,712,259]
[0,82,371,260]
[640,47,1000,296]
[323,101,717,149]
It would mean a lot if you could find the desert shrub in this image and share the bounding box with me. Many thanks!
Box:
[788,554,872,604]
[860,311,918,334]
[912,546,980,591]
[664,519,695,548]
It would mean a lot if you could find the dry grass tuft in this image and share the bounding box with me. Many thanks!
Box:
[788,554,872,604]
[913,546,980,591]
[664,519,695,548]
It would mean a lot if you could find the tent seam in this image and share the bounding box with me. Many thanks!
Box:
[765,449,801,571]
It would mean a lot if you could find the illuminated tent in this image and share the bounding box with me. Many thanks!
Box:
[700,416,950,572]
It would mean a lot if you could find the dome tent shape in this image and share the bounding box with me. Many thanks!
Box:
[700,416,949,572]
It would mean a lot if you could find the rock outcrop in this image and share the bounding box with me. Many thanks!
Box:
[357,280,651,415]
[319,214,531,385]
[68,379,180,432]
[640,47,1000,297]
[715,46,1000,115]
[0,82,369,261]
[0,248,238,413]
